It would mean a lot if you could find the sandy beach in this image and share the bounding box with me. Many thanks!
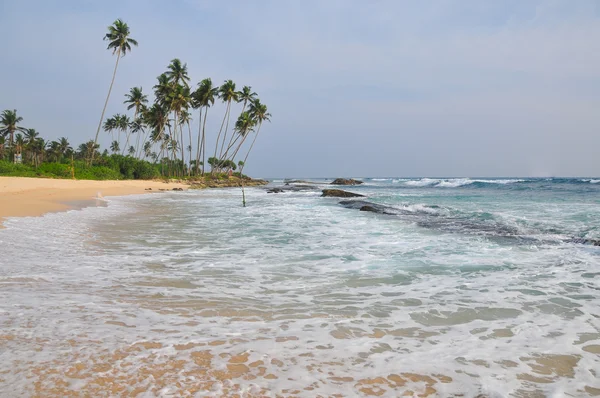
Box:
[0,177,187,227]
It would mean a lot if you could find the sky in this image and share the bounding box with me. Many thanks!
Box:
[1,0,599,177]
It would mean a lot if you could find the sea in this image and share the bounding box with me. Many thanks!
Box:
[1,177,599,397]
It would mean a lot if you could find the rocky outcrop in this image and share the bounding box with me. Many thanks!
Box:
[331,178,363,186]
[321,189,364,198]
[267,188,285,193]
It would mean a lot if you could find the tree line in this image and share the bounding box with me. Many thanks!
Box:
[0,18,271,181]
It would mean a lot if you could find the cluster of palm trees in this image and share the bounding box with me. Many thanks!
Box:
[92,19,271,178]
[0,109,74,166]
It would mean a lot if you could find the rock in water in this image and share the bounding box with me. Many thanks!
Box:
[321,189,364,198]
[360,205,378,212]
[267,188,285,193]
[331,178,363,185]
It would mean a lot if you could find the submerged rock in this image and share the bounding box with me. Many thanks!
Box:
[331,178,363,186]
[321,189,364,198]
[360,205,378,212]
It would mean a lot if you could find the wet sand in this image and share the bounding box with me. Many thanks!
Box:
[0,177,187,227]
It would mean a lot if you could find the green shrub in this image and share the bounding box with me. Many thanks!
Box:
[37,163,72,178]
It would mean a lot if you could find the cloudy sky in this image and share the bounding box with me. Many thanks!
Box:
[1,0,599,177]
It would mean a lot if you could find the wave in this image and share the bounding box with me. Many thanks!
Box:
[403,178,525,188]
[579,179,600,184]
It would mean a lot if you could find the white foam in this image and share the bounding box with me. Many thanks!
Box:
[1,186,599,396]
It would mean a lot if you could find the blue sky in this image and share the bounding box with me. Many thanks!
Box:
[1,0,599,177]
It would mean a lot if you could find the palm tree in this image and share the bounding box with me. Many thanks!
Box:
[124,86,148,116]
[30,138,47,168]
[168,84,191,174]
[91,19,138,164]
[165,59,190,88]
[124,88,148,157]
[0,109,27,162]
[24,129,40,163]
[179,109,193,174]
[238,86,257,114]
[222,86,257,161]
[116,114,130,155]
[110,140,120,154]
[191,78,217,175]
[239,99,271,207]
[56,137,72,162]
[129,118,145,158]
[103,116,117,141]
[214,80,238,169]
[153,73,171,105]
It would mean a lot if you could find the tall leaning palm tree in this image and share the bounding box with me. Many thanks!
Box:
[191,78,217,175]
[124,87,148,156]
[90,19,138,164]
[239,99,271,207]
[0,109,27,162]
[215,80,238,167]
[222,86,257,160]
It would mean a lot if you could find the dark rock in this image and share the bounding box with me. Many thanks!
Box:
[145,188,152,191]
[172,187,184,191]
[331,178,363,186]
[267,188,285,193]
[339,200,395,215]
[568,238,600,246]
[321,189,364,198]
[360,205,378,212]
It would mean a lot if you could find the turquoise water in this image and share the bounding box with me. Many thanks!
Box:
[0,177,599,396]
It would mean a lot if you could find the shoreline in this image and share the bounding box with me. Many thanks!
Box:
[0,177,188,228]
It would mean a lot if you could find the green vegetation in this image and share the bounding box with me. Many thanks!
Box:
[1,18,271,196]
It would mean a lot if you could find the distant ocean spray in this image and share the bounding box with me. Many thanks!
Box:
[1,177,599,396]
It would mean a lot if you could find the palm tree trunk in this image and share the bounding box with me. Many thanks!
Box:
[91,48,121,165]
[213,101,230,174]
[201,110,207,176]
[187,121,192,176]
[239,122,262,207]
[195,107,203,175]
[219,102,232,159]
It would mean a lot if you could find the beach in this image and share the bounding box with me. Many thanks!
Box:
[0,177,187,227]
[1,178,599,396]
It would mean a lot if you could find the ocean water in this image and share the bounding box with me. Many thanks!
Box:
[1,177,599,397]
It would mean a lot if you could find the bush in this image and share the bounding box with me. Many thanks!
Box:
[37,163,72,178]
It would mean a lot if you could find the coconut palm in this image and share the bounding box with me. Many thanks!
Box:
[128,118,145,158]
[110,140,120,154]
[241,99,271,167]
[191,78,218,175]
[91,19,138,164]
[115,114,130,155]
[238,86,257,114]
[0,109,27,161]
[214,80,238,169]
[124,87,148,116]
[222,86,257,161]
[179,109,193,174]
[238,100,270,207]
[55,137,72,162]
[24,129,40,163]
[165,59,190,88]
[103,116,117,141]
[153,73,171,106]
[168,84,191,174]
